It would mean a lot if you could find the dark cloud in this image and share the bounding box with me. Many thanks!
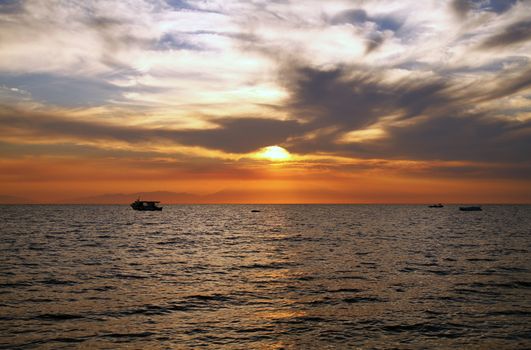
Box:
[372,15,403,32]
[0,0,23,14]
[377,114,531,163]
[440,56,529,74]
[280,63,531,164]
[480,19,531,49]
[285,66,449,129]
[86,16,123,29]
[396,81,449,118]
[84,16,131,53]
[173,118,305,153]
[285,66,393,129]
[452,0,518,19]
[330,9,368,25]
[451,0,471,19]
[0,107,304,153]
[366,33,384,54]
[481,66,531,101]
[0,141,163,159]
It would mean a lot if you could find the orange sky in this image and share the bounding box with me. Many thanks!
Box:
[1,154,529,203]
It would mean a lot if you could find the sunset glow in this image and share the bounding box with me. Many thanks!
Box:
[255,146,292,162]
[0,0,530,203]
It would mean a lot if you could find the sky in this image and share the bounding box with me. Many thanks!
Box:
[0,0,530,203]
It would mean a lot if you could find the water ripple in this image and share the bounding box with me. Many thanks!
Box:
[0,204,530,348]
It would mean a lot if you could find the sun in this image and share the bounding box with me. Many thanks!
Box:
[257,146,292,161]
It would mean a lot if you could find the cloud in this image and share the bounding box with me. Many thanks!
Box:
[452,0,518,19]
[279,61,531,164]
[366,33,385,54]
[378,114,531,163]
[330,8,403,32]
[0,0,24,14]
[174,117,304,152]
[451,0,471,19]
[1,0,531,181]
[0,106,304,153]
[284,65,449,129]
[480,19,531,49]
[165,0,194,11]
[151,33,204,51]
[328,7,403,53]
[462,64,531,104]
[0,140,164,159]
[6,57,529,166]
[330,9,368,26]
[0,73,124,106]
[478,0,518,14]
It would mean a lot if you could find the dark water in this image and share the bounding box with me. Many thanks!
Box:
[1,205,530,349]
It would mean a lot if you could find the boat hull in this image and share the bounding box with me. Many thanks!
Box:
[459,206,482,211]
[131,205,162,211]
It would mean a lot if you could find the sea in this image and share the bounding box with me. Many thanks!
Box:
[0,204,530,349]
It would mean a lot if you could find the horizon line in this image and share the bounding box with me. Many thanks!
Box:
[1,202,529,205]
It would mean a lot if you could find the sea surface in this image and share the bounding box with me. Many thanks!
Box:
[0,204,530,349]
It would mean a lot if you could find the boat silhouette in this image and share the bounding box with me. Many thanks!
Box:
[459,206,482,211]
[130,198,162,211]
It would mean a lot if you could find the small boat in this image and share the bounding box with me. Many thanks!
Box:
[459,206,482,211]
[429,203,444,208]
[131,199,162,211]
